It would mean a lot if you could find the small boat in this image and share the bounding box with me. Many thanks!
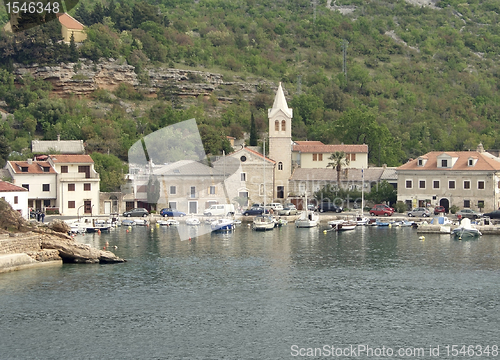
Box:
[211,218,235,232]
[121,219,135,226]
[452,218,482,239]
[394,220,414,227]
[356,216,369,225]
[157,219,179,226]
[134,219,149,226]
[205,217,216,224]
[233,219,242,225]
[253,215,275,231]
[295,210,319,228]
[375,220,390,226]
[185,217,201,226]
[333,222,357,231]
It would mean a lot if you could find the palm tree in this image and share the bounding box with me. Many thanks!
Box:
[327,151,350,188]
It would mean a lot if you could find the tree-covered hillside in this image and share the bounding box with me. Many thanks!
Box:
[0,0,499,172]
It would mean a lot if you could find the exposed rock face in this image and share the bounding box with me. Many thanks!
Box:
[48,219,71,234]
[13,59,277,101]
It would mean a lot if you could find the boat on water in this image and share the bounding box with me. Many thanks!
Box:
[329,220,357,231]
[185,217,201,226]
[157,219,179,226]
[66,218,111,233]
[253,215,275,231]
[452,218,482,239]
[356,216,369,225]
[211,218,235,232]
[134,219,150,226]
[295,210,319,228]
[375,220,390,226]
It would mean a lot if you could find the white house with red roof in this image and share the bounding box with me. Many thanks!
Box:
[396,144,500,212]
[0,181,29,219]
[5,155,100,216]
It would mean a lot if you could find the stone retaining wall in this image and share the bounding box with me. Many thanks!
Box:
[0,233,42,255]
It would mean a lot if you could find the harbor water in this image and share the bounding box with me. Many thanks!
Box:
[1,224,500,359]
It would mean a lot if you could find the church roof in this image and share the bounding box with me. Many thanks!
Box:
[292,143,368,153]
[268,82,292,119]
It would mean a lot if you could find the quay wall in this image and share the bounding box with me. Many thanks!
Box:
[0,233,41,255]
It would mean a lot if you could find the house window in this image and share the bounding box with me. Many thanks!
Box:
[281,120,286,131]
[449,180,455,189]
[464,200,470,208]
[209,185,216,195]
[464,181,470,189]
[68,184,75,191]
[350,153,356,161]
[84,183,91,191]
[468,159,473,166]
[190,186,196,198]
[419,180,425,189]
[61,166,68,173]
[318,154,323,161]
[44,200,50,207]
[478,181,485,190]
[313,153,317,161]
[21,167,28,172]
[43,167,50,173]
[170,186,176,195]
[78,165,90,178]
[22,184,29,191]
[14,196,18,204]
[275,120,279,131]
[418,159,423,166]
[441,159,448,167]
[68,201,75,208]
[405,180,412,189]
[42,184,50,192]
[278,162,283,171]
[433,180,440,189]
[241,173,246,181]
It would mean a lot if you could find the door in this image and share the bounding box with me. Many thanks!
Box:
[104,201,111,214]
[188,201,197,214]
[277,186,284,199]
[35,200,42,210]
[84,200,92,214]
[440,198,450,213]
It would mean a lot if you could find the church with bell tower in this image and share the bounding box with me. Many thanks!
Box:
[268,82,293,200]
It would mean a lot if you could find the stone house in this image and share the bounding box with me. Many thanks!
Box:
[292,142,369,170]
[396,145,500,212]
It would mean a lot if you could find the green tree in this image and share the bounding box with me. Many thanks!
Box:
[326,151,350,187]
[90,152,127,192]
[249,112,258,146]
[367,181,397,205]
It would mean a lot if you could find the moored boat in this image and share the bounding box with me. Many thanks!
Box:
[185,216,201,226]
[295,210,319,228]
[253,215,275,231]
[211,218,235,232]
[452,218,482,239]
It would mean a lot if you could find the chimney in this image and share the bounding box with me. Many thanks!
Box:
[477,143,484,153]
[57,134,60,141]
[27,159,32,165]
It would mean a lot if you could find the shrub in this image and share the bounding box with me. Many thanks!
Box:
[395,201,407,213]
[450,205,460,214]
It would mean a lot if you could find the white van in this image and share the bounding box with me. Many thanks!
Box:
[203,204,235,217]
[265,203,284,211]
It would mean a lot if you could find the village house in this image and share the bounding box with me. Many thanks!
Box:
[0,181,29,219]
[32,136,85,155]
[292,141,368,169]
[57,13,87,43]
[5,155,100,216]
[396,144,500,212]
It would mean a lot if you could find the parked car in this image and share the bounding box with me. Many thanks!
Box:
[242,207,267,216]
[434,206,446,215]
[123,208,149,217]
[369,204,394,216]
[317,202,343,213]
[482,210,500,219]
[203,204,235,217]
[160,208,186,217]
[408,207,431,217]
[264,203,284,212]
[278,205,297,216]
[456,209,482,219]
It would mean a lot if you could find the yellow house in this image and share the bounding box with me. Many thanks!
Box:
[58,13,87,43]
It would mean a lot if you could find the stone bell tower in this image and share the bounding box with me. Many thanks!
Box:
[268,82,292,200]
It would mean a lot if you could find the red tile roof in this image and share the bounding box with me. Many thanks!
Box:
[0,181,28,192]
[49,155,94,163]
[293,144,368,153]
[57,13,85,31]
[9,161,56,174]
[398,151,500,171]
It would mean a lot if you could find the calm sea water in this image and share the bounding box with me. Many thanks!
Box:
[1,224,500,359]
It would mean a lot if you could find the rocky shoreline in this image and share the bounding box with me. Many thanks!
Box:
[0,226,125,274]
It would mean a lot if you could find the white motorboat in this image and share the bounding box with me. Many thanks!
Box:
[355,216,369,225]
[211,218,235,232]
[452,218,482,239]
[185,217,201,226]
[157,219,179,226]
[253,215,275,231]
[134,219,150,226]
[295,210,319,228]
[332,221,357,231]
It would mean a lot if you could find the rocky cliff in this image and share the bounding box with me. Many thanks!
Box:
[13,59,275,101]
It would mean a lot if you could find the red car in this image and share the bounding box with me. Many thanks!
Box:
[434,206,446,215]
[369,204,395,216]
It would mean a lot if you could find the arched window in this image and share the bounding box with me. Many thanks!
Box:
[281,120,286,131]
[278,162,283,170]
[275,120,279,131]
